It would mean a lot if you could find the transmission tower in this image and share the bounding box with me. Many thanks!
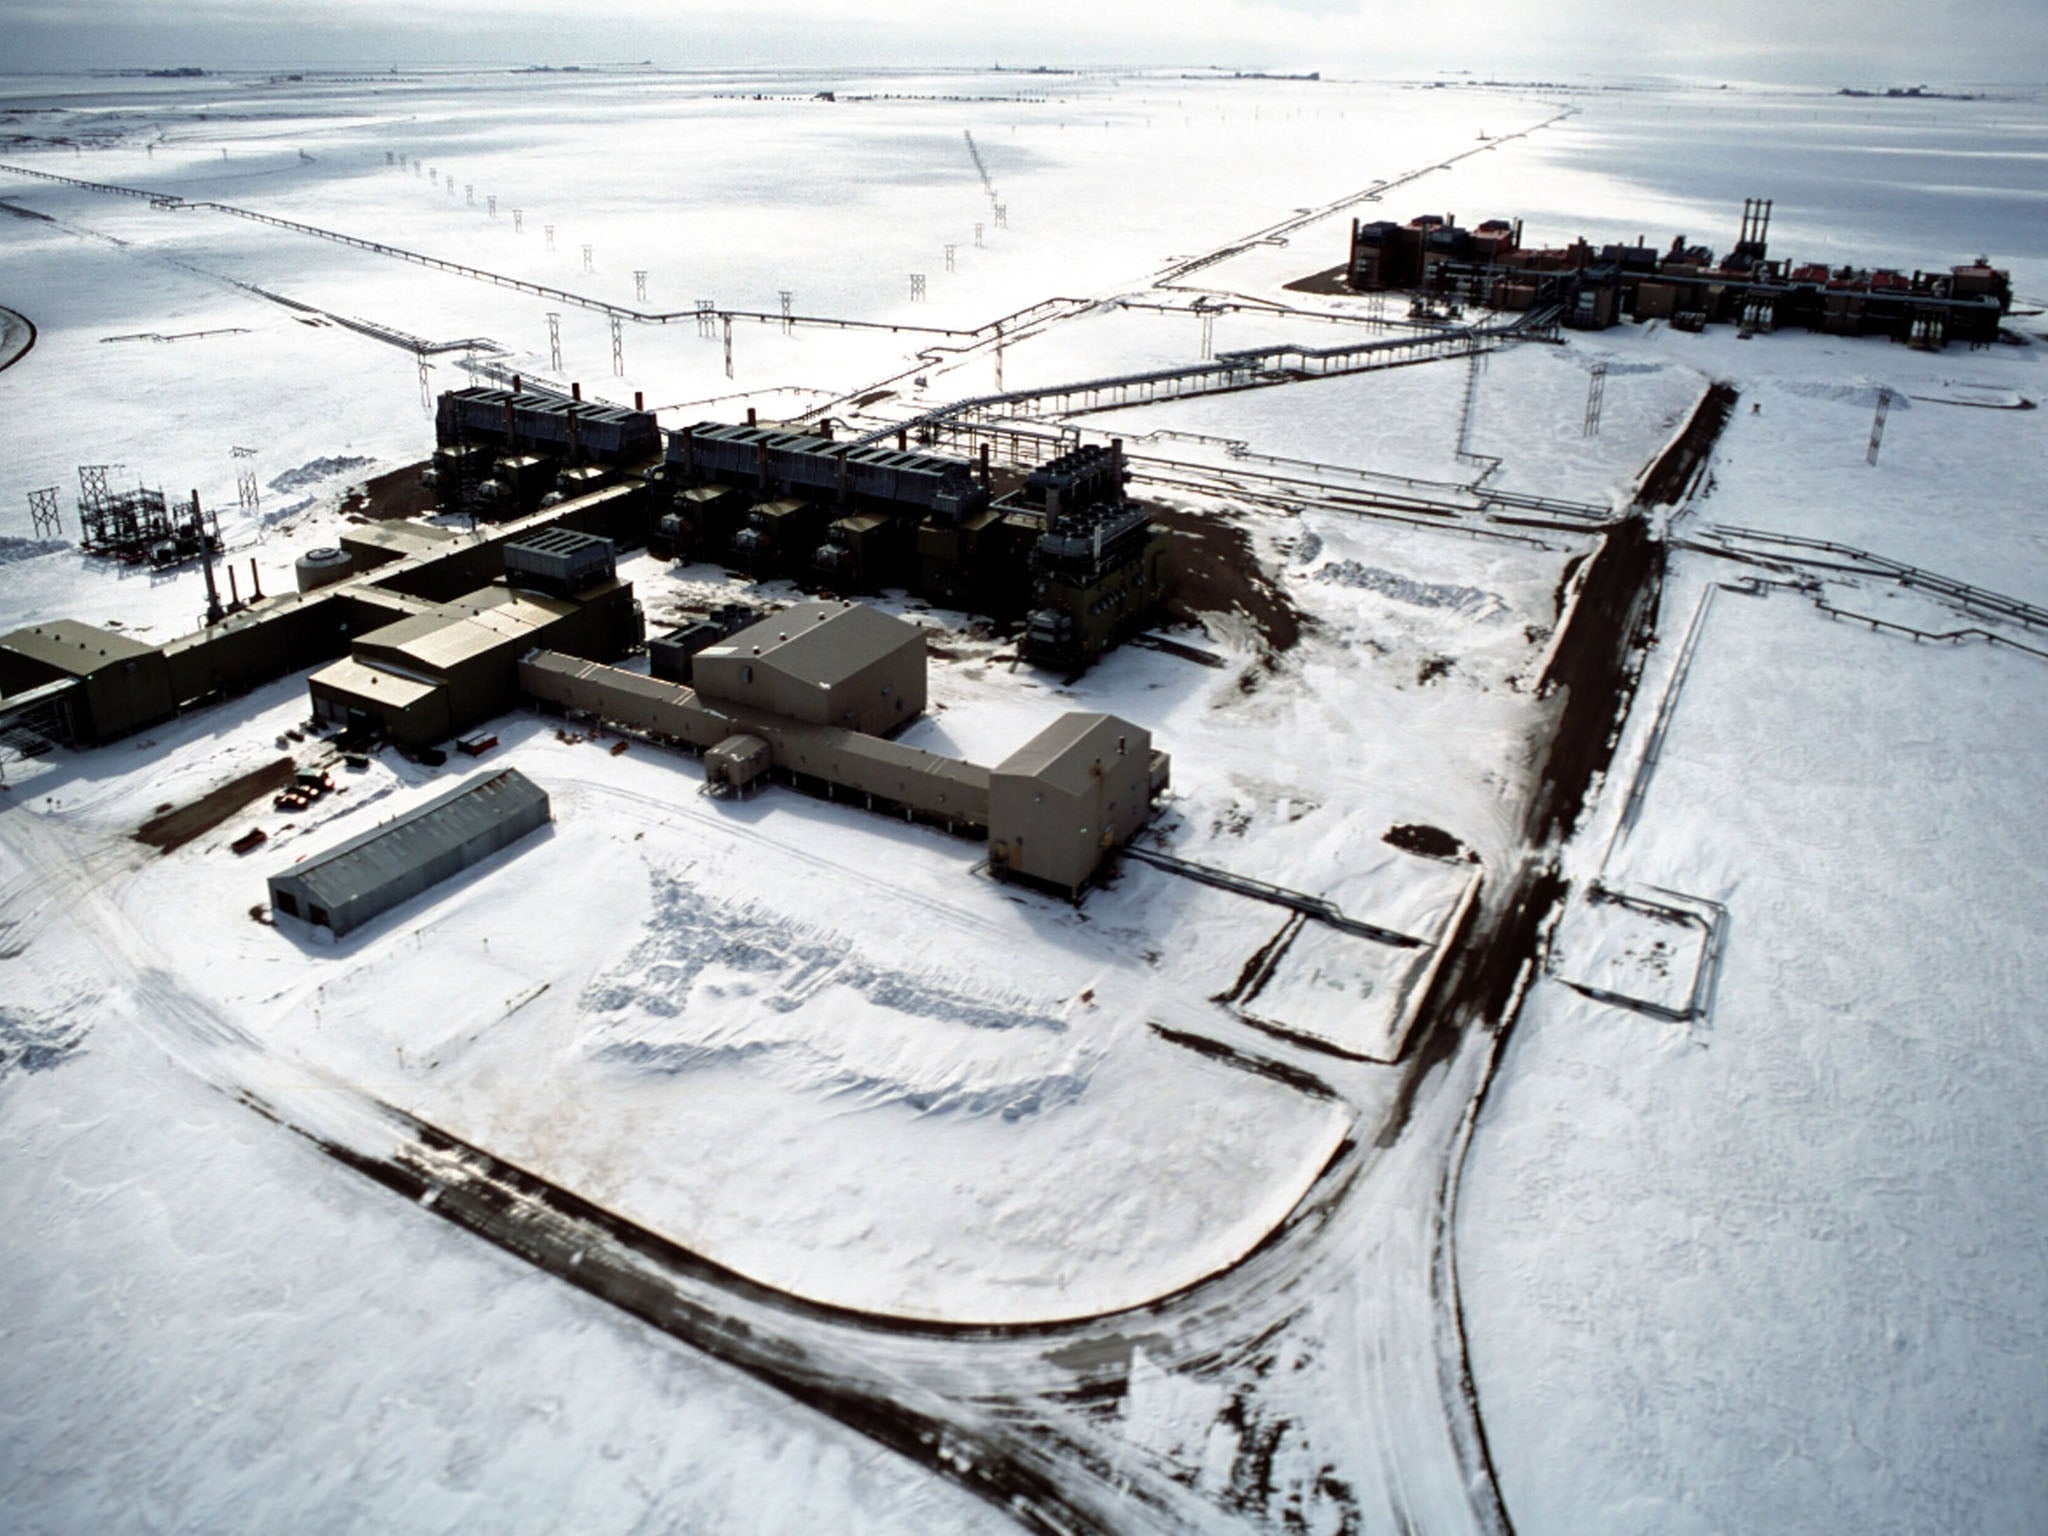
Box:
[487,195,497,219]
[546,311,562,371]
[779,290,793,333]
[1199,306,1216,361]
[465,183,474,205]
[27,487,61,539]
[695,300,716,338]
[386,150,395,165]
[1867,387,1892,466]
[429,168,438,185]
[909,273,927,302]
[974,222,984,249]
[581,244,593,273]
[513,208,523,234]
[723,315,733,379]
[994,203,1007,229]
[544,223,555,250]
[1583,363,1607,437]
[635,270,648,302]
[610,315,624,376]
[233,445,260,514]
[944,243,956,273]
[416,348,433,412]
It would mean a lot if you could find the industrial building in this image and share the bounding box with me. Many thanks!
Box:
[657,421,1169,669]
[306,529,639,749]
[519,599,1170,898]
[0,620,178,748]
[1347,200,2015,346]
[689,600,926,735]
[989,713,1159,894]
[1012,443,1170,670]
[426,383,661,521]
[0,480,648,754]
[267,767,551,936]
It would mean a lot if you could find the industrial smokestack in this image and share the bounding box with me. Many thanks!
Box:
[511,375,521,394]
[227,565,239,606]
[746,406,757,426]
[979,442,991,486]
[249,558,262,600]
[896,429,907,452]
[196,489,222,626]
[571,381,582,402]
[634,390,644,412]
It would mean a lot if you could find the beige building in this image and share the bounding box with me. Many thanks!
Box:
[691,601,926,737]
[310,578,636,747]
[519,600,1168,898]
[989,713,1159,895]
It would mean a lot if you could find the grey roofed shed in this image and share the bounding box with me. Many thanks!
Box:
[267,767,551,936]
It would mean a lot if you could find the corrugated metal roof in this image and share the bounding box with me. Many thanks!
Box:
[274,767,548,911]
[995,712,1144,797]
[703,602,923,690]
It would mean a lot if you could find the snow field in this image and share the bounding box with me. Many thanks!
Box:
[7,65,2047,1534]
[95,696,1350,1325]
[0,914,1007,1536]
[1460,579,2048,1535]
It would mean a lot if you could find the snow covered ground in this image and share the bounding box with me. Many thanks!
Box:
[0,815,1008,1536]
[1456,205,2048,1530]
[6,61,2048,1535]
[1460,581,2048,1535]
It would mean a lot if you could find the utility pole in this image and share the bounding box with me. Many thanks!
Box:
[27,487,61,539]
[233,446,260,515]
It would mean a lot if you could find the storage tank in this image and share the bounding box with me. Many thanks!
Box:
[294,546,354,593]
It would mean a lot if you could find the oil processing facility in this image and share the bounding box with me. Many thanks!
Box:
[0,479,649,750]
[1348,199,2015,345]
[1,456,1171,904]
[423,382,1171,671]
[656,423,1168,669]
[521,598,1170,898]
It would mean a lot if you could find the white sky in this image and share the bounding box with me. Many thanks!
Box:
[2,0,2043,83]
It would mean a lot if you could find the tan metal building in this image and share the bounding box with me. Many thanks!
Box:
[989,713,1161,896]
[521,609,1165,894]
[310,578,636,747]
[691,601,926,736]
